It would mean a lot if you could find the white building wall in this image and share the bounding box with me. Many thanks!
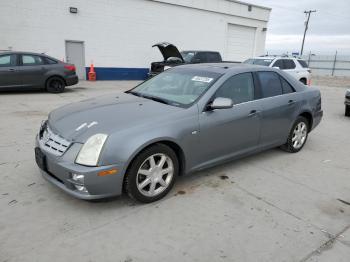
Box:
[0,0,270,78]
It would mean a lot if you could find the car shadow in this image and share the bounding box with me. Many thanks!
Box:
[69,148,283,209]
[0,86,87,95]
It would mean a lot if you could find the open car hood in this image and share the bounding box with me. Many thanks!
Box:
[152,42,184,62]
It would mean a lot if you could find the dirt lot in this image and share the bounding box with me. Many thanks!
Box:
[0,79,350,262]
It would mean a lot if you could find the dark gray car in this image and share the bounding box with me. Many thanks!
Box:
[35,64,323,203]
[0,51,78,93]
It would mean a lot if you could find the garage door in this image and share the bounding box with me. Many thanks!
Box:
[226,24,256,62]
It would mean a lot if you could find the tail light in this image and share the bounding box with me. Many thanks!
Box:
[308,78,311,86]
[64,65,76,72]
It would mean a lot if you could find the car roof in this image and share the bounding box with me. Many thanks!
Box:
[250,56,305,60]
[176,63,276,74]
[181,50,220,53]
[0,51,50,57]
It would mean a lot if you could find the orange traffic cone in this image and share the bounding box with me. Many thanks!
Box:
[88,63,96,81]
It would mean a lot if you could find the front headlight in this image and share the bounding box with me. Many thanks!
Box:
[75,134,108,166]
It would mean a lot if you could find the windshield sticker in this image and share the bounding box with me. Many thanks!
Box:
[191,76,214,83]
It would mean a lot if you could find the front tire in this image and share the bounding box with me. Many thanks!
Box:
[124,144,179,203]
[46,77,65,93]
[281,116,309,153]
[345,105,350,117]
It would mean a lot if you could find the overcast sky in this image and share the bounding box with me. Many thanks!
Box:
[250,0,350,55]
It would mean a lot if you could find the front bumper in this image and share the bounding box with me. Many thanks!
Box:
[35,135,125,200]
[312,110,323,131]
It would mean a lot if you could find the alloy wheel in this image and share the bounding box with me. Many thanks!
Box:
[292,122,307,149]
[136,153,174,197]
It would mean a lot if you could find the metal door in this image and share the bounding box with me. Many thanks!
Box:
[198,100,262,166]
[65,41,85,80]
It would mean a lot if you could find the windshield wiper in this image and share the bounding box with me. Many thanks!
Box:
[127,91,170,105]
[142,95,170,105]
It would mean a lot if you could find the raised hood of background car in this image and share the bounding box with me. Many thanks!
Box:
[152,42,184,62]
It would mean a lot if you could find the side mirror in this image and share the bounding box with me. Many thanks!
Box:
[273,66,280,70]
[209,97,234,110]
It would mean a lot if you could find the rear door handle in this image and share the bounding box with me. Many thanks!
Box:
[8,68,15,72]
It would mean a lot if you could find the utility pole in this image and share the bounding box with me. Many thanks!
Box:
[300,10,316,56]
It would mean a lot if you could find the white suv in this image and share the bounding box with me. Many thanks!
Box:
[244,56,311,85]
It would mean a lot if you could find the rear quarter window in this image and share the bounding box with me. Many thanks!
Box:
[298,60,308,68]
[45,57,58,64]
[280,77,295,94]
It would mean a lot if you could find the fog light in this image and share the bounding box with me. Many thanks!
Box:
[72,174,84,183]
[71,174,88,192]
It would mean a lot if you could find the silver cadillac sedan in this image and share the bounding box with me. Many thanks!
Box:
[35,64,323,203]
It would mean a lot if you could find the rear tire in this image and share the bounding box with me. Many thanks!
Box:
[124,144,179,203]
[46,77,65,93]
[346,105,350,117]
[281,116,309,153]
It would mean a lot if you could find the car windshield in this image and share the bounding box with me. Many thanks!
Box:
[244,58,273,66]
[180,51,195,63]
[128,69,222,107]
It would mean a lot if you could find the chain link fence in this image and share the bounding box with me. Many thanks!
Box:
[301,52,350,77]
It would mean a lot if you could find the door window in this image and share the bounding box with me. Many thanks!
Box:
[0,54,15,67]
[194,52,208,63]
[207,52,221,62]
[283,59,296,69]
[21,55,44,66]
[272,59,284,69]
[257,72,283,98]
[215,73,254,104]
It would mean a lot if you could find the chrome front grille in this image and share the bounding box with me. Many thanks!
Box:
[39,126,71,156]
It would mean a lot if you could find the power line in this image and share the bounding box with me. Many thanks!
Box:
[300,10,316,56]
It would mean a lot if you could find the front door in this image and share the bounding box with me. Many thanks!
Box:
[0,54,21,88]
[197,73,262,168]
[66,41,85,80]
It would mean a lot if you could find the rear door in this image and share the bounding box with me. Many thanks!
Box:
[0,54,21,88]
[17,54,47,87]
[198,72,262,165]
[256,71,298,147]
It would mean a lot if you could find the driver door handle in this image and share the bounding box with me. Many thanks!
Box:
[288,100,296,105]
[248,110,259,117]
[8,68,15,72]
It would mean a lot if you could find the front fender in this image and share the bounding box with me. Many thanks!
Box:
[99,107,199,175]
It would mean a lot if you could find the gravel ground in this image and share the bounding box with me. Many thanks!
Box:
[0,79,349,262]
[312,76,350,88]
